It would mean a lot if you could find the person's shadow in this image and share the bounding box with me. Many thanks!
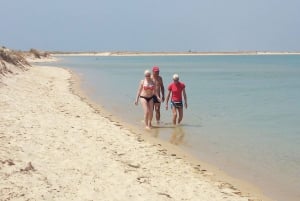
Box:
[169,126,185,145]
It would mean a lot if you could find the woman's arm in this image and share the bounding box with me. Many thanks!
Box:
[135,80,143,105]
[182,88,187,108]
[165,90,171,110]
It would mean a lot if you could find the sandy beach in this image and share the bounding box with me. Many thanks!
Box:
[0,62,268,200]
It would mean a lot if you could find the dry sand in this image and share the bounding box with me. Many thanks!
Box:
[0,64,267,201]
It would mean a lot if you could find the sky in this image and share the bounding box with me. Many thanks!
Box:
[1,0,300,52]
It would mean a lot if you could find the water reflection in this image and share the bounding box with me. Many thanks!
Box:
[169,126,185,145]
[149,124,186,146]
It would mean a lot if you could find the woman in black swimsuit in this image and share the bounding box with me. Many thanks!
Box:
[135,70,161,129]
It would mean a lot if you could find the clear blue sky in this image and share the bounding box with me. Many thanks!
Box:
[1,0,300,52]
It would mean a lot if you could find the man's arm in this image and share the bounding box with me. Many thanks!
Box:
[160,76,165,102]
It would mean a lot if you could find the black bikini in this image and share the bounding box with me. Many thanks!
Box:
[140,95,154,102]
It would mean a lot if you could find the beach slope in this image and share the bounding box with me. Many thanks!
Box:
[0,65,259,201]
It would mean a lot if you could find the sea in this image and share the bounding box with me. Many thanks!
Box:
[46,54,300,201]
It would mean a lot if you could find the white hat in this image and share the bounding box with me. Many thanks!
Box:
[173,74,179,80]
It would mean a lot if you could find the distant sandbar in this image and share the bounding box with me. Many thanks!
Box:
[52,51,300,57]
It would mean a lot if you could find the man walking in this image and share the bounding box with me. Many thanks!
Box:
[151,66,165,124]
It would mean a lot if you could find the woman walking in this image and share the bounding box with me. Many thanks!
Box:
[135,70,161,129]
[165,74,188,125]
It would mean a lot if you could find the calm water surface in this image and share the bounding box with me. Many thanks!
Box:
[48,55,300,201]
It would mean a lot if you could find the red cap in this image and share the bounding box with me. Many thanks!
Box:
[152,66,160,72]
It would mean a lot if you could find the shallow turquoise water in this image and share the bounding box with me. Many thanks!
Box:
[49,55,300,201]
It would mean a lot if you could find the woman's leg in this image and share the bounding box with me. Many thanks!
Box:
[172,107,177,125]
[140,98,150,128]
[147,100,154,128]
[177,107,183,124]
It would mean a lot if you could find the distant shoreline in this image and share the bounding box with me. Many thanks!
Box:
[52,51,300,57]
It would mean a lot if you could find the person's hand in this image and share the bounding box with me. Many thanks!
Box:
[134,100,138,105]
[184,102,187,109]
[157,97,162,103]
